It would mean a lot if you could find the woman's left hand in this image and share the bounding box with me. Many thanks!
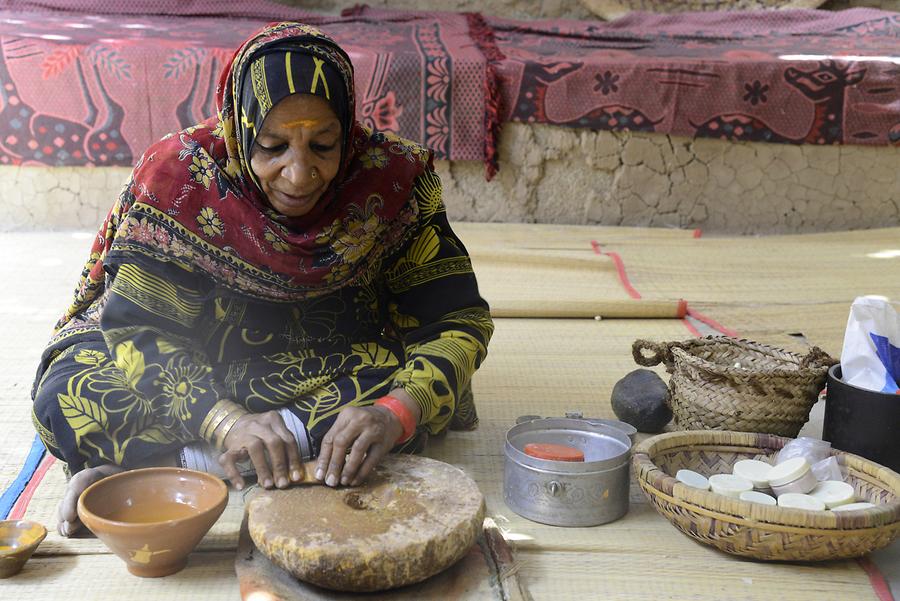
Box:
[316,390,420,487]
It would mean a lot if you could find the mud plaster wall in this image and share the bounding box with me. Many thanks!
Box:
[3,1,897,233]
[275,0,900,19]
[4,124,897,234]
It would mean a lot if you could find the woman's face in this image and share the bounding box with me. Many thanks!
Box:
[249,94,342,218]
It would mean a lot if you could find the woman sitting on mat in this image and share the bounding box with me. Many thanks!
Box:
[30,22,493,537]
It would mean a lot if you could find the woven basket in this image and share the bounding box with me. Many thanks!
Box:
[634,430,900,561]
[579,0,828,20]
[633,337,836,437]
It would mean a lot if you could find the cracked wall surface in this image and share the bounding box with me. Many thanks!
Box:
[277,0,898,18]
[436,124,900,234]
[3,124,897,234]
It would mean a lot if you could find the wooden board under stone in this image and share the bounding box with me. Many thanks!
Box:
[246,455,485,592]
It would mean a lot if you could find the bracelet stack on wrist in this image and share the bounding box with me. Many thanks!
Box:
[374,395,417,443]
[199,399,249,450]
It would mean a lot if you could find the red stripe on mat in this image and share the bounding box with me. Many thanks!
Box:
[858,557,896,601]
[590,240,641,300]
[681,317,702,337]
[685,307,740,338]
[9,454,56,520]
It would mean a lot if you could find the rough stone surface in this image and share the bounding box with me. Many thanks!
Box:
[278,0,899,18]
[823,0,900,8]
[277,0,595,19]
[3,126,898,234]
[247,455,484,593]
[611,368,672,433]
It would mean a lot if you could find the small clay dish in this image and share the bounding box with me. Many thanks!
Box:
[77,467,227,577]
[0,519,47,578]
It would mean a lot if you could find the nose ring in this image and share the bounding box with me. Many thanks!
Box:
[310,168,318,179]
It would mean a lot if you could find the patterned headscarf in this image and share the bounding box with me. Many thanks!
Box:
[238,44,351,192]
[54,22,433,334]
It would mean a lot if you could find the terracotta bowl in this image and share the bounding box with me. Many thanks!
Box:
[77,467,228,577]
[0,519,47,578]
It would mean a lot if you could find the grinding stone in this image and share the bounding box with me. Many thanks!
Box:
[611,368,672,433]
[247,455,485,592]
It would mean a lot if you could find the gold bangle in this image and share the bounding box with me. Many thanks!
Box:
[202,410,230,444]
[214,409,248,450]
[199,400,246,441]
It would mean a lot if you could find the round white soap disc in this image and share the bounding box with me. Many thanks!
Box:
[768,457,811,487]
[709,474,753,498]
[831,502,876,512]
[732,459,774,488]
[676,469,710,490]
[809,480,856,509]
[739,490,777,506]
[777,493,826,511]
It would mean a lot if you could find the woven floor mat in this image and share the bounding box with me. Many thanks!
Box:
[602,227,900,306]
[516,548,874,601]
[454,223,698,251]
[689,301,854,357]
[2,551,240,600]
[467,247,683,318]
[0,228,889,599]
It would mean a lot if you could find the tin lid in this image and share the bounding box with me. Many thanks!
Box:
[768,457,811,487]
[505,418,631,473]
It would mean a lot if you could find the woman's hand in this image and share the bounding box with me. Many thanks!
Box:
[316,390,421,487]
[218,410,304,491]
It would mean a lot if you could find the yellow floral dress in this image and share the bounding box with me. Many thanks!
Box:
[31,170,493,473]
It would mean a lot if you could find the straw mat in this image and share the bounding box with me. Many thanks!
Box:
[603,228,900,306]
[1,551,240,600]
[0,233,95,496]
[1,227,892,599]
[453,222,698,251]
[689,300,854,357]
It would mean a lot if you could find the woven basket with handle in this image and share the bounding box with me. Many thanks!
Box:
[633,430,900,561]
[633,337,836,437]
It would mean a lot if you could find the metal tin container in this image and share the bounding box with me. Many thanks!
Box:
[504,417,632,527]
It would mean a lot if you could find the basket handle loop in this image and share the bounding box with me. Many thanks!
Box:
[799,346,838,370]
[632,339,676,369]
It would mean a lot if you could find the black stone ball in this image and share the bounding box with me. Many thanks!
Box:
[611,369,672,433]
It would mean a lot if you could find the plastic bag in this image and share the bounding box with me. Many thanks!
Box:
[841,296,900,394]
[811,456,848,482]
[776,437,832,466]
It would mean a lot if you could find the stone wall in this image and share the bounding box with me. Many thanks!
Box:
[3,0,896,233]
[4,125,897,234]
[822,0,900,9]
[275,0,899,19]
[438,125,900,233]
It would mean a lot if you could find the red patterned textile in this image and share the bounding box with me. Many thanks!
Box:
[488,8,900,146]
[0,6,898,173]
[0,7,486,166]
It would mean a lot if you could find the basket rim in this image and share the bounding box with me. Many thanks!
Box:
[669,342,830,379]
[633,430,900,531]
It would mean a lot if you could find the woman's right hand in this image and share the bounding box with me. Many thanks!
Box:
[217,411,304,490]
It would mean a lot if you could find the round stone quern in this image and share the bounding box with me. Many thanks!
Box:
[247,455,485,592]
[611,368,672,433]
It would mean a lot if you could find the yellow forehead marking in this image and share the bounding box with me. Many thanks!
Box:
[283,118,321,129]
